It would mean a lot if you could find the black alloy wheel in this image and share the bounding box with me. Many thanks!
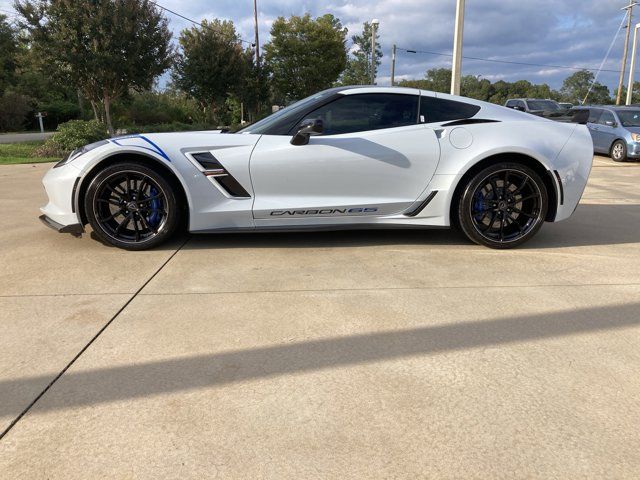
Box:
[85,162,180,250]
[458,163,548,248]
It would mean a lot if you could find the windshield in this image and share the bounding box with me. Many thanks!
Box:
[237,89,338,134]
[617,110,640,127]
[526,100,560,111]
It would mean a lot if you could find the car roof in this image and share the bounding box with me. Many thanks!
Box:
[336,85,422,96]
[507,98,557,101]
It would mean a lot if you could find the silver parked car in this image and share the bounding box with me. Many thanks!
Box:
[571,106,640,162]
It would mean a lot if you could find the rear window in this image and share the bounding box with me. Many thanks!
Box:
[526,100,560,111]
[419,96,480,123]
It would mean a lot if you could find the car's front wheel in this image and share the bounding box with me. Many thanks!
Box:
[84,162,180,250]
[457,163,548,248]
[610,140,627,162]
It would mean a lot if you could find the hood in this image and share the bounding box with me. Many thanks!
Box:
[107,131,261,162]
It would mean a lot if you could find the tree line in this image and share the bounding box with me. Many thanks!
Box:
[0,1,636,134]
[398,68,639,106]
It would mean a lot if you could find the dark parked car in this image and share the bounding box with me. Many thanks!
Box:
[504,98,567,117]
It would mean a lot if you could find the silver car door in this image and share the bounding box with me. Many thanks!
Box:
[249,93,441,224]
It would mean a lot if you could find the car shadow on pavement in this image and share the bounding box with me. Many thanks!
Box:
[529,203,640,249]
[180,203,640,251]
[1,301,639,419]
[87,203,639,252]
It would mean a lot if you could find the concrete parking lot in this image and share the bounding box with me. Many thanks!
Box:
[0,156,639,478]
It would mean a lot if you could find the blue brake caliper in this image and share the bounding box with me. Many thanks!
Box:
[473,190,486,221]
[147,186,162,228]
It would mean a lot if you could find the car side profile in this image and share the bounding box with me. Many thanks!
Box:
[40,86,593,250]
[570,105,640,162]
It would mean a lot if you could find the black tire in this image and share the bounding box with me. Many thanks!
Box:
[84,162,180,250]
[457,162,548,249]
[610,140,627,162]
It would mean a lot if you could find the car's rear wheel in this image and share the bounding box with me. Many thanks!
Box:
[84,162,180,250]
[457,163,548,249]
[611,140,627,162]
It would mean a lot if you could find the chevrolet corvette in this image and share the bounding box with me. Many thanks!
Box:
[39,86,593,250]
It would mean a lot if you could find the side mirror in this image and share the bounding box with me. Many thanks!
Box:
[291,118,323,146]
[514,106,525,112]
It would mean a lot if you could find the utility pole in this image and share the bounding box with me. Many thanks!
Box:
[450,0,465,95]
[617,2,637,105]
[390,44,396,86]
[627,23,640,104]
[371,19,379,85]
[253,0,260,67]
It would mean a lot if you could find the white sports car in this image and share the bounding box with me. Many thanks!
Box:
[40,86,592,250]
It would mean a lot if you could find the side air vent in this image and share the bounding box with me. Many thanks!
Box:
[192,151,224,171]
[216,175,250,197]
[190,151,251,198]
[404,191,438,217]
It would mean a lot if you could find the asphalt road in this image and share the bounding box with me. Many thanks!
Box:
[0,132,54,144]
[1,156,639,478]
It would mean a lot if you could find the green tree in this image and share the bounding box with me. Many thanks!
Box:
[460,75,492,101]
[339,21,382,85]
[613,82,640,104]
[173,19,247,124]
[238,51,270,123]
[0,14,19,95]
[399,68,451,93]
[16,0,173,134]
[560,70,611,105]
[400,67,567,106]
[265,14,348,102]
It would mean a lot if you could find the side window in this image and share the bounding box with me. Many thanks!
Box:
[305,93,419,135]
[588,109,602,124]
[598,111,615,126]
[517,100,527,110]
[419,96,481,123]
[569,109,589,124]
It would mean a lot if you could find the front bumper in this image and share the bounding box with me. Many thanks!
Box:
[625,141,640,158]
[39,214,84,237]
[39,162,84,230]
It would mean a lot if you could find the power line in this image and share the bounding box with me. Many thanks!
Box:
[149,1,254,46]
[396,47,621,74]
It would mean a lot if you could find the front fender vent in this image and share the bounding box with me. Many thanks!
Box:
[192,151,224,171]
[190,151,250,198]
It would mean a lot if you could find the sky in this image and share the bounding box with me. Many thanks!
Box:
[0,0,635,92]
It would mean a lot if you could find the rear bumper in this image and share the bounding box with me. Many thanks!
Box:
[39,214,84,237]
[553,124,593,222]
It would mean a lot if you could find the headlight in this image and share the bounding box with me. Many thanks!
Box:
[53,140,109,168]
[631,133,640,142]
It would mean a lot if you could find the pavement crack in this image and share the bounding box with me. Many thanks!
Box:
[0,237,189,441]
